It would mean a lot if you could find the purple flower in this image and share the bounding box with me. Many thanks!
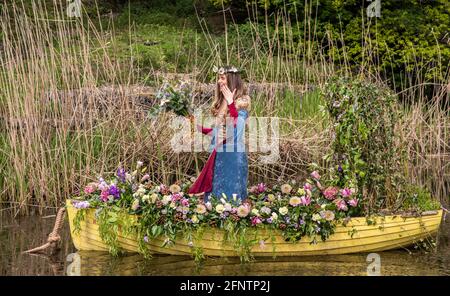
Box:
[266,217,273,223]
[292,223,299,229]
[299,219,305,225]
[310,171,321,180]
[109,184,121,199]
[338,165,343,173]
[300,195,311,206]
[73,201,90,209]
[257,183,267,193]
[143,235,149,243]
[251,216,262,226]
[340,188,353,198]
[348,198,358,207]
[284,216,291,223]
[117,168,126,183]
[180,198,189,207]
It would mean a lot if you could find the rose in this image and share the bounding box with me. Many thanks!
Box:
[281,184,292,194]
[323,187,339,200]
[195,204,207,214]
[320,210,335,221]
[237,205,250,218]
[279,206,289,215]
[289,196,302,207]
[215,204,225,214]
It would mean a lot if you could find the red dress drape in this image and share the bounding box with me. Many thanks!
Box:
[188,101,238,195]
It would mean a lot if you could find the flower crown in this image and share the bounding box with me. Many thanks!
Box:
[212,65,240,74]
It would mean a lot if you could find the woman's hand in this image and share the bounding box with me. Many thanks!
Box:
[220,85,236,104]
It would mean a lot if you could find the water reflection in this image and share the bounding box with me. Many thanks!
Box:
[1,209,449,276]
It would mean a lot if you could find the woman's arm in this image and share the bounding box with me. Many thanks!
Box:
[190,115,214,136]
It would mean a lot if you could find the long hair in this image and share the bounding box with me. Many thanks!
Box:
[211,66,246,116]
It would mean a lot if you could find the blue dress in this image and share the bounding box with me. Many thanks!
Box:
[204,109,249,203]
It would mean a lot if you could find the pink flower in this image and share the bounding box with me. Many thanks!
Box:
[340,188,353,198]
[100,190,109,202]
[334,198,348,211]
[303,183,312,191]
[141,174,150,182]
[300,195,311,206]
[171,193,182,202]
[310,171,321,180]
[249,186,259,194]
[323,187,339,200]
[180,198,189,207]
[251,216,262,226]
[257,183,267,193]
[84,185,96,194]
[348,198,358,207]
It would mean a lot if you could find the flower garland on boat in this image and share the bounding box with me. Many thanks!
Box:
[71,161,363,260]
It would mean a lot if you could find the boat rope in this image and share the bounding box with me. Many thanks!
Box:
[23,207,66,254]
[441,206,449,221]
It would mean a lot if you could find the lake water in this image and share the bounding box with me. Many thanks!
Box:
[1,209,449,276]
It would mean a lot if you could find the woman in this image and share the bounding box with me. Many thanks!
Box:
[188,65,250,203]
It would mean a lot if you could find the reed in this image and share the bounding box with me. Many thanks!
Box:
[0,1,448,214]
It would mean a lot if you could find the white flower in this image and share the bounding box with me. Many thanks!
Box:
[136,161,143,168]
[142,194,150,203]
[131,199,140,211]
[205,202,212,211]
[261,206,271,215]
[150,193,159,203]
[215,204,225,214]
[271,212,278,221]
[312,213,322,221]
[251,208,260,216]
[279,207,288,215]
[232,194,238,202]
[162,195,172,205]
[224,203,232,212]
[191,215,199,224]
[125,173,132,182]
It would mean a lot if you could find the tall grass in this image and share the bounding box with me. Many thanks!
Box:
[0,1,448,214]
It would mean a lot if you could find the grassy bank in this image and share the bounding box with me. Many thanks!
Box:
[0,1,448,214]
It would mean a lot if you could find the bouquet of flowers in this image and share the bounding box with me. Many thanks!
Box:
[148,80,193,118]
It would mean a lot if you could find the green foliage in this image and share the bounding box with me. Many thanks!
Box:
[322,77,403,211]
[208,0,450,88]
[401,185,441,212]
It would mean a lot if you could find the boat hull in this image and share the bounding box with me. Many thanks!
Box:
[66,200,443,257]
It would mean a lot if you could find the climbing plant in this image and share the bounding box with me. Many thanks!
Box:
[321,77,406,213]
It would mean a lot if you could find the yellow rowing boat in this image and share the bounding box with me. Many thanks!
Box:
[66,200,443,257]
